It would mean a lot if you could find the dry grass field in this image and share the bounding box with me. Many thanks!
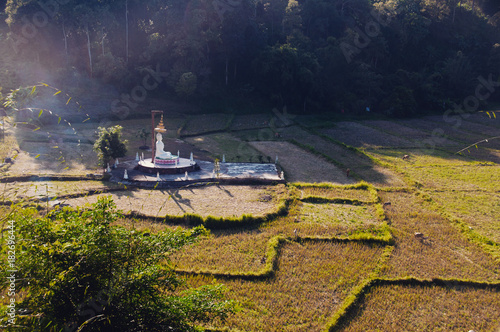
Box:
[249,140,353,184]
[186,242,386,332]
[1,110,500,331]
[62,185,281,218]
[181,113,233,136]
[277,125,407,187]
[295,183,378,202]
[337,284,500,332]
[319,122,417,148]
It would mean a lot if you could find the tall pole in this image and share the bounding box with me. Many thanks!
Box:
[151,110,163,163]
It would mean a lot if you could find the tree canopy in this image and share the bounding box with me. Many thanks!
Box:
[2,0,500,116]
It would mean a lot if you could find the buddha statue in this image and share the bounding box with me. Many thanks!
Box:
[155,132,172,159]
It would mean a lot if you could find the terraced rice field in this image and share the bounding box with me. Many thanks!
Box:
[2,111,499,331]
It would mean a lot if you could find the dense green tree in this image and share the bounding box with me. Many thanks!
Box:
[0,197,236,331]
[253,43,319,109]
[93,125,127,167]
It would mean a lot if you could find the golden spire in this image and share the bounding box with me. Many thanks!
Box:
[155,114,167,133]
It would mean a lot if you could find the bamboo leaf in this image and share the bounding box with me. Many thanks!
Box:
[58,117,61,124]
[475,144,478,149]
[35,154,41,159]
[83,118,91,123]
[40,82,49,87]
[31,86,36,95]
[38,109,43,118]
[66,97,72,105]
[54,91,61,96]
[486,111,491,118]
[33,127,40,131]
[493,112,497,119]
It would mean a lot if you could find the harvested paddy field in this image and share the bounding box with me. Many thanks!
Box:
[430,190,500,243]
[2,111,500,332]
[185,133,262,162]
[337,284,500,332]
[299,203,378,226]
[181,113,233,136]
[295,184,377,203]
[365,148,500,190]
[62,185,280,218]
[423,115,500,137]
[361,120,436,141]
[394,118,472,148]
[187,242,386,332]
[466,112,500,128]
[173,229,271,273]
[379,192,500,281]
[319,122,416,148]
[249,140,353,183]
[401,164,500,191]
[229,113,273,131]
[259,125,406,186]
[290,203,384,238]
[0,180,122,202]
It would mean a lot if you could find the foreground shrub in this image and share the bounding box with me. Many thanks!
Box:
[0,197,235,331]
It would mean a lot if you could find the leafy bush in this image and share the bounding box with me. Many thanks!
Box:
[93,125,128,167]
[0,197,235,331]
